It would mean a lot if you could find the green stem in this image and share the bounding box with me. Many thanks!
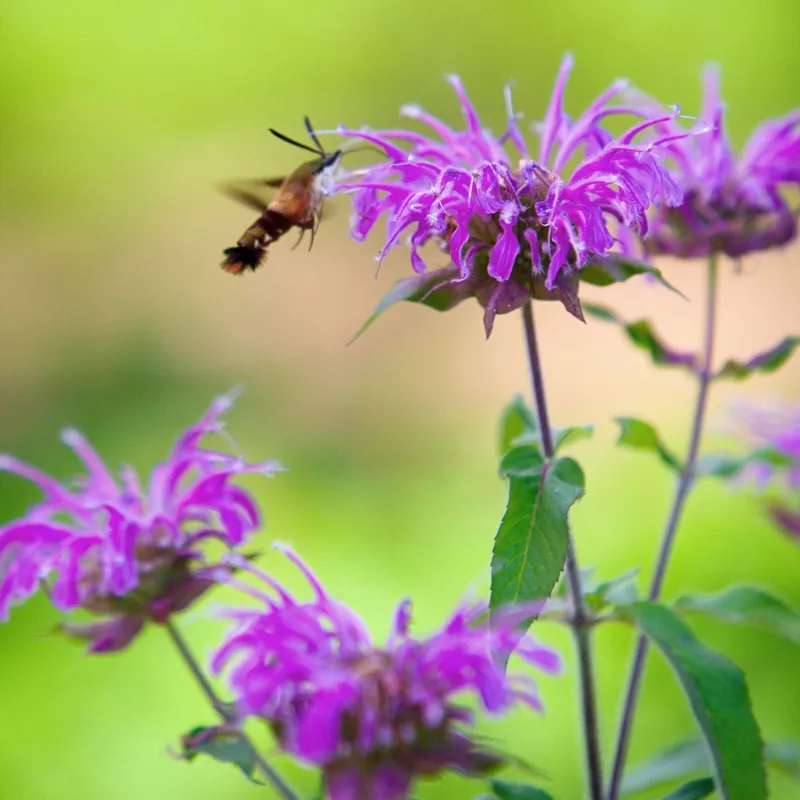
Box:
[522,301,604,800]
[164,619,298,800]
[606,254,719,800]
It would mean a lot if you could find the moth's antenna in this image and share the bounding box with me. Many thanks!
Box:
[268,128,324,156]
[304,116,326,154]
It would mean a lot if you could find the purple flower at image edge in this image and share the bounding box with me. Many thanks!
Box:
[212,545,561,800]
[644,65,800,259]
[731,400,800,543]
[333,53,695,336]
[0,390,281,652]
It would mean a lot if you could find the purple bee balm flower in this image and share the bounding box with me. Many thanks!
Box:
[212,545,561,800]
[0,391,281,652]
[644,65,800,259]
[334,54,690,336]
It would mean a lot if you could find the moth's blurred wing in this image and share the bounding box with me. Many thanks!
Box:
[218,178,287,211]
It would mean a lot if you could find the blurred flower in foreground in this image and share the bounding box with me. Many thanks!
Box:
[645,65,800,259]
[334,54,692,336]
[0,391,280,652]
[731,400,800,543]
[213,545,561,800]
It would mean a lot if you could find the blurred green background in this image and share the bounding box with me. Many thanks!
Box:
[1,0,799,798]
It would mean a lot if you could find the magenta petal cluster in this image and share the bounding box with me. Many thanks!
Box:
[213,546,561,800]
[334,54,688,333]
[0,391,280,652]
[646,65,800,258]
[732,400,800,543]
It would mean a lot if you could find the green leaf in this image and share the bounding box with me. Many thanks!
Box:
[675,586,800,643]
[715,336,800,381]
[586,569,640,611]
[622,602,767,800]
[622,740,710,794]
[550,568,640,615]
[497,396,593,456]
[765,740,800,779]
[499,395,539,455]
[624,739,800,795]
[615,417,680,471]
[491,451,585,616]
[349,267,469,343]
[180,725,262,784]
[580,254,686,297]
[490,779,556,800]
[552,424,594,452]
[696,447,793,479]
[584,303,698,371]
[662,777,716,800]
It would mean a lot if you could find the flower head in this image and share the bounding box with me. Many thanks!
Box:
[335,55,688,336]
[213,545,561,800]
[645,65,800,259]
[731,400,800,543]
[0,391,280,652]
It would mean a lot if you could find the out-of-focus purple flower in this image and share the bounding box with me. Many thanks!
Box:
[644,65,800,259]
[733,400,800,487]
[0,391,280,652]
[334,54,691,336]
[212,545,561,800]
[730,400,800,543]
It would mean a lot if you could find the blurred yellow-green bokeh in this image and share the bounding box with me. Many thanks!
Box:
[1,1,799,798]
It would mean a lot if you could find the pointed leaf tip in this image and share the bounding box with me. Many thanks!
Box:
[615,417,680,471]
[180,725,263,784]
[580,255,687,299]
[661,777,716,800]
[675,585,800,643]
[490,779,556,799]
[714,336,800,381]
[348,267,470,344]
[583,304,698,371]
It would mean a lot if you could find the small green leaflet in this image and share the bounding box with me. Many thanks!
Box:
[498,395,539,455]
[497,395,593,456]
[580,254,686,297]
[349,266,469,343]
[661,777,716,800]
[583,303,698,371]
[695,447,793,479]
[623,739,800,795]
[621,602,767,800]
[491,446,585,620]
[490,779,556,799]
[715,336,800,381]
[180,725,262,784]
[615,417,680,471]
[551,567,640,613]
[621,739,711,795]
[552,424,594,452]
[765,740,800,779]
[675,585,800,643]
